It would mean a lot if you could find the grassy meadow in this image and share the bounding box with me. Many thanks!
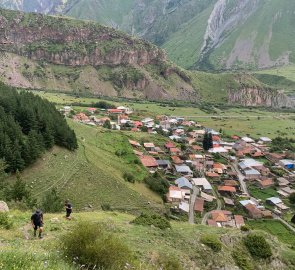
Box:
[32,90,295,139]
[11,120,165,212]
[1,210,295,269]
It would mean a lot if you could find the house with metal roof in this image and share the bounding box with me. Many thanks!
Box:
[175,177,192,190]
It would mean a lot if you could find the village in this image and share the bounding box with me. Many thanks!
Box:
[64,105,295,229]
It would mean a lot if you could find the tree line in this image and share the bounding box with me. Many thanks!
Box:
[0,83,78,172]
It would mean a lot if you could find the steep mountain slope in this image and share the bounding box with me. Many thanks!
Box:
[1,0,295,71]
[0,8,293,108]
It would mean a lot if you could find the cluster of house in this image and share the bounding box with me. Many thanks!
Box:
[63,105,295,227]
[128,121,295,227]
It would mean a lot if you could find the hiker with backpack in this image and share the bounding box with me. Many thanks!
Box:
[31,209,44,239]
[65,200,72,219]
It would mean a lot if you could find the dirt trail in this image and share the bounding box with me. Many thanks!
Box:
[21,223,33,240]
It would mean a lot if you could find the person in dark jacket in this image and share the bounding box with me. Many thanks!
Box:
[65,200,72,219]
[31,209,44,239]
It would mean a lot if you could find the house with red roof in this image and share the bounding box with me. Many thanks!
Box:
[244,204,263,219]
[107,109,123,114]
[218,186,237,195]
[73,113,90,122]
[194,198,204,215]
[87,108,97,114]
[171,156,184,165]
[170,147,182,155]
[165,141,176,149]
[234,215,245,228]
[257,178,274,189]
[140,156,158,168]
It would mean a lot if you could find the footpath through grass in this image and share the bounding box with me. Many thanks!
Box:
[1,210,295,269]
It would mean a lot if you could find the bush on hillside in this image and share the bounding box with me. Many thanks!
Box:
[244,234,272,259]
[144,175,169,201]
[123,172,135,183]
[241,225,251,232]
[101,203,112,211]
[41,188,64,213]
[0,212,13,229]
[60,222,134,269]
[200,234,222,252]
[132,213,171,230]
[232,248,254,270]
[156,253,183,270]
[289,193,295,205]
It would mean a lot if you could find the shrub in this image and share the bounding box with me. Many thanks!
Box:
[289,193,295,205]
[241,225,251,232]
[101,203,112,211]
[157,253,183,270]
[115,149,127,157]
[41,188,63,213]
[200,234,222,252]
[244,234,272,259]
[123,172,135,183]
[132,213,171,230]
[60,222,134,269]
[144,176,169,201]
[232,248,254,270]
[0,212,13,229]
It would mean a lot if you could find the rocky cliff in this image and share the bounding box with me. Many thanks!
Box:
[0,9,166,67]
[0,8,293,108]
[228,88,295,108]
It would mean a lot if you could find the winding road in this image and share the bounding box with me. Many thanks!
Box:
[231,162,249,196]
[188,186,199,224]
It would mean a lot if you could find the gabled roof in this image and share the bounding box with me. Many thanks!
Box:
[223,197,235,205]
[234,215,245,226]
[259,179,274,187]
[192,179,212,191]
[244,168,260,175]
[140,155,158,167]
[170,147,181,153]
[244,204,262,215]
[175,177,192,189]
[239,158,263,169]
[144,143,155,148]
[194,198,204,212]
[266,197,282,205]
[175,165,192,173]
[128,140,141,147]
[218,186,237,193]
[157,160,171,166]
[165,142,176,148]
[200,192,216,202]
[171,156,183,164]
[206,172,219,178]
[211,212,228,222]
[224,180,239,187]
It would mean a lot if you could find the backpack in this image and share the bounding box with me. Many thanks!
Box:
[32,211,42,224]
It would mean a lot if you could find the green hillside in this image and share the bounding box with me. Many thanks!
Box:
[1,210,295,269]
[1,0,295,70]
[10,120,164,211]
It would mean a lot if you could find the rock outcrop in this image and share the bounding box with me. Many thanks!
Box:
[0,201,9,212]
[0,9,166,68]
[228,88,295,108]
